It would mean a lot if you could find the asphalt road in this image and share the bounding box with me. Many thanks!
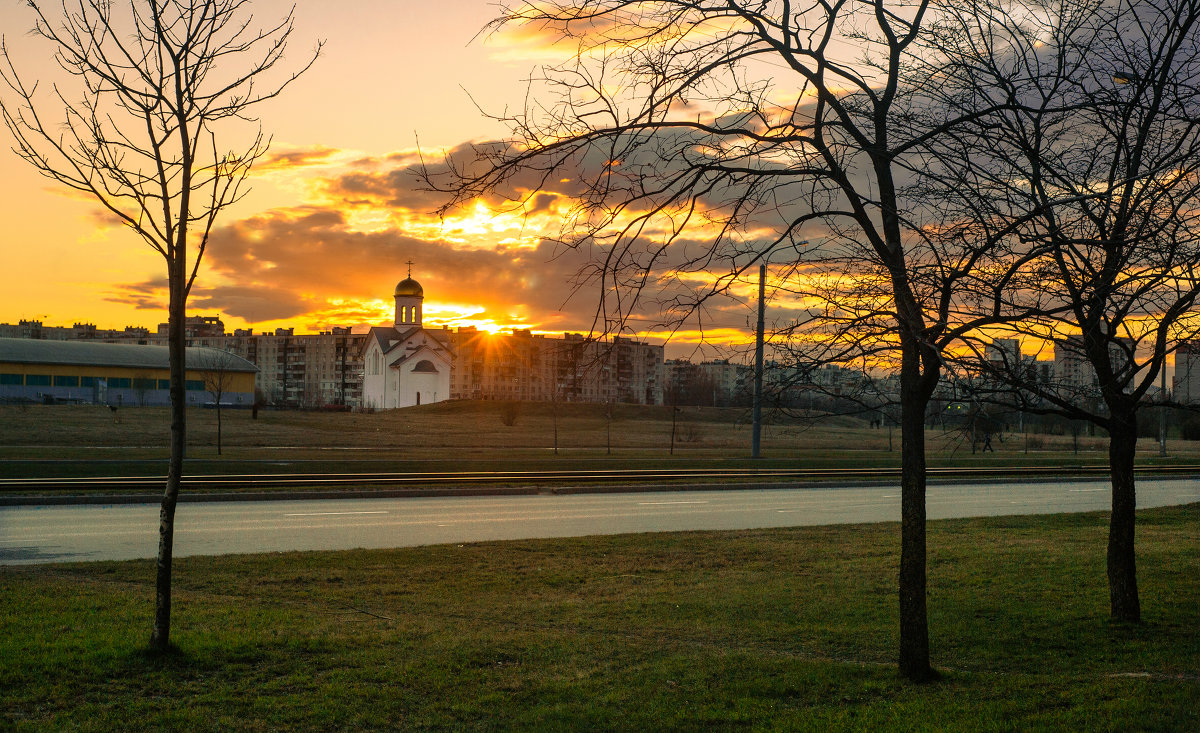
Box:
[3,478,1198,565]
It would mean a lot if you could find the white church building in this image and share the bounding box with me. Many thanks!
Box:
[360,270,453,410]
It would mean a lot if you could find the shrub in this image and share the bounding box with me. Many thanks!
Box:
[1180,417,1200,441]
[499,401,520,427]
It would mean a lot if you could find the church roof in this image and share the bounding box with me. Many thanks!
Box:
[362,326,453,358]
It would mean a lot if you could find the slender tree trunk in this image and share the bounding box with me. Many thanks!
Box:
[606,401,612,455]
[1107,410,1141,622]
[151,266,187,651]
[670,402,677,455]
[217,404,223,456]
[898,336,934,681]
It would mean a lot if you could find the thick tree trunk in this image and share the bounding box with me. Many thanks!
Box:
[150,272,187,651]
[898,338,935,681]
[1107,410,1140,622]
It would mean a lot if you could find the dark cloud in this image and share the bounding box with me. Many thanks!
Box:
[526,191,560,214]
[104,278,169,311]
[256,146,342,171]
[102,277,309,321]
[188,284,311,322]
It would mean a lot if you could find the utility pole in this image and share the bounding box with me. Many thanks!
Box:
[752,264,766,458]
[1160,358,1168,457]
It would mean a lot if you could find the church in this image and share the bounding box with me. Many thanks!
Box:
[360,268,453,409]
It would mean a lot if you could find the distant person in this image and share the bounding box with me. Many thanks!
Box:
[982,432,994,452]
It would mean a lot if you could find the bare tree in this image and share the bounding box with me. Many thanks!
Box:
[132,371,155,407]
[427,0,1044,680]
[924,0,1200,622]
[1,0,319,651]
[197,348,243,455]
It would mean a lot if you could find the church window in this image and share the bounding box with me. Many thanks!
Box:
[413,360,437,373]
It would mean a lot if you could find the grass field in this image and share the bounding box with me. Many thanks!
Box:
[2,504,1197,730]
[3,401,1198,476]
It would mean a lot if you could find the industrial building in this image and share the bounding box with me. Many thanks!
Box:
[0,338,257,406]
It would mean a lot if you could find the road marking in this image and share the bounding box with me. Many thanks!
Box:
[813,503,884,511]
[284,511,389,517]
[1068,489,1106,493]
[637,501,709,505]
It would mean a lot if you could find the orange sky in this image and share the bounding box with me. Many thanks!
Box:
[0,0,763,358]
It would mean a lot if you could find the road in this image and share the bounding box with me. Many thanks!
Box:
[2,478,1198,564]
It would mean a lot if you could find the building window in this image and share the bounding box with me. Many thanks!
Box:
[109,377,131,388]
[25,374,51,386]
[54,375,80,387]
[132,378,156,391]
[186,380,204,391]
[157,379,171,390]
[0,373,22,385]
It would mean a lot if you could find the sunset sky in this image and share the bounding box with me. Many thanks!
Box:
[0,0,761,357]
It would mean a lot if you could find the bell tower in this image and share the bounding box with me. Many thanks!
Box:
[393,261,424,328]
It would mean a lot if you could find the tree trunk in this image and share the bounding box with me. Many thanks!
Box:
[150,270,187,651]
[897,328,940,681]
[1107,410,1141,622]
[898,337,935,681]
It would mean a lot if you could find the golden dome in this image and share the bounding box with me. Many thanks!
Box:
[394,277,423,297]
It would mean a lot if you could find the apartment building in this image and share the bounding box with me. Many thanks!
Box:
[447,328,664,405]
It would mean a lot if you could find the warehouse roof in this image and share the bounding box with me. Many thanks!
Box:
[0,337,257,372]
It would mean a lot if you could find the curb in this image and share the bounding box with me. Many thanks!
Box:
[0,475,1123,507]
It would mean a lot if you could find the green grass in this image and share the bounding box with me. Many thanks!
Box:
[3,505,1197,730]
